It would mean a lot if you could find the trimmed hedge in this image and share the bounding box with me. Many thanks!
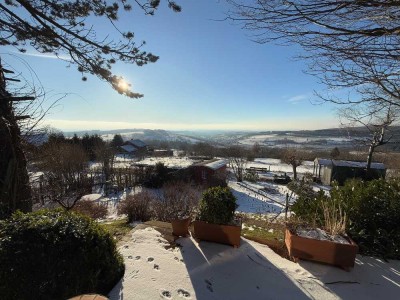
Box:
[198,187,238,225]
[0,209,124,300]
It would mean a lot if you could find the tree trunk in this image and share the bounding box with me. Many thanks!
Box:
[366,144,375,173]
[292,164,297,180]
[0,63,32,216]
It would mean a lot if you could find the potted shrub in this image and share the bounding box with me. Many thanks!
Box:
[193,186,241,247]
[286,194,358,270]
[152,181,201,237]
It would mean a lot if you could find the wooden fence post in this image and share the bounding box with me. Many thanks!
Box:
[285,193,289,222]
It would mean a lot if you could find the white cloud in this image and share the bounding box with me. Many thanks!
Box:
[287,94,308,103]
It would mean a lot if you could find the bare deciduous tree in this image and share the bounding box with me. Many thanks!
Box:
[39,142,91,209]
[227,1,400,108]
[282,148,304,180]
[340,105,396,171]
[226,146,247,182]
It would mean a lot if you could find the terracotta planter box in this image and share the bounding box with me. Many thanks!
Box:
[285,228,358,270]
[193,220,241,247]
[171,217,191,237]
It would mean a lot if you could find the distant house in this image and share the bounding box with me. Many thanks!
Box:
[152,149,173,157]
[125,139,148,149]
[313,158,386,185]
[119,139,148,157]
[190,159,227,186]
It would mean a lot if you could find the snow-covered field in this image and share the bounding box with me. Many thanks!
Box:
[238,133,352,150]
[109,226,400,300]
[89,156,197,170]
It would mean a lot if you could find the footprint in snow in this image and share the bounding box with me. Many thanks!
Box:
[124,245,129,249]
[154,264,160,270]
[147,257,154,262]
[135,256,141,260]
[205,279,213,292]
[129,270,139,279]
[160,290,172,299]
[177,289,191,298]
[127,255,133,260]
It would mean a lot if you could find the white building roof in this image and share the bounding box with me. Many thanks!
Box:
[126,139,147,148]
[120,145,137,153]
[316,158,385,170]
[195,159,227,170]
[315,158,333,166]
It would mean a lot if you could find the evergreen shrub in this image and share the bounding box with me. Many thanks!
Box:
[198,187,238,225]
[0,209,124,300]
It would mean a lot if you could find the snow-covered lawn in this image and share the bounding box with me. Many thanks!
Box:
[246,158,314,175]
[109,226,400,300]
[134,157,197,169]
[229,181,285,215]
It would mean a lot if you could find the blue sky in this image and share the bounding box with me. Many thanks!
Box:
[2,0,340,131]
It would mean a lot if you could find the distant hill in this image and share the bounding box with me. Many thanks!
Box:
[58,127,400,151]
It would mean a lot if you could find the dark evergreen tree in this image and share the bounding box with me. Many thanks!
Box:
[111,134,124,149]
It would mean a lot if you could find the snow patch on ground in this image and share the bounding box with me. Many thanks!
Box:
[109,225,400,300]
[109,227,400,300]
[109,228,335,300]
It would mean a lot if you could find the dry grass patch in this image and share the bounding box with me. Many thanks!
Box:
[101,218,133,244]
[240,215,290,260]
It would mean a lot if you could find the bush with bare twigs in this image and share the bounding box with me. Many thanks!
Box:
[73,200,108,220]
[152,181,202,221]
[118,191,153,222]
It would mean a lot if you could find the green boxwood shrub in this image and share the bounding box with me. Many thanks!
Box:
[198,187,238,225]
[289,180,326,225]
[0,209,124,300]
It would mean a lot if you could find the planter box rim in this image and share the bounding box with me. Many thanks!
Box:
[285,227,358,270]
[195,218,242,227]
[285,225,356,246]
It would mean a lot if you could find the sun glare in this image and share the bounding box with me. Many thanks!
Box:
[117,78,130,91]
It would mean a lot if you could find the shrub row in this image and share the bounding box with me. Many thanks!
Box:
[118,181,203,222]
[117,184,238,226]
